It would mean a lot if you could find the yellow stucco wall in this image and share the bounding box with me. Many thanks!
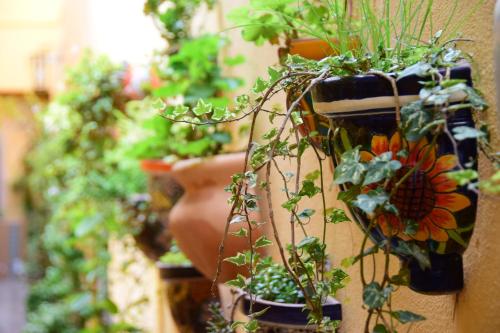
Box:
[218,1,500,332]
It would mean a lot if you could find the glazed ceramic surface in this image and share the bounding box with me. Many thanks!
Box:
[242,295,341,332]
[311,65,478,294]
[169,153,263,282]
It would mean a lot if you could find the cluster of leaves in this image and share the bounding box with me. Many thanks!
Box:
[22,53,146,333]
[144,0,216,45]
[159,1,497,332]
[228,0,348,47]
[159,242,192,266]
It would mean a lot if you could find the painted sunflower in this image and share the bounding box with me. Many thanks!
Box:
[360,132,471,242]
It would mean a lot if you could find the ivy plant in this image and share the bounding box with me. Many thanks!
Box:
[157,1,497,332]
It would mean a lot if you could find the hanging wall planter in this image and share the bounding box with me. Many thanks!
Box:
[158,262,214,333]
[168,152,263,282]
[310,65,478,294]
[240,294,341,333]
[285,38,336,153]
[139,160,184,250]
[125,194,171,261]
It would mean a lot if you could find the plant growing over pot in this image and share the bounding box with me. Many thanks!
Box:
[137,0,256,282]
[160,1,499,331]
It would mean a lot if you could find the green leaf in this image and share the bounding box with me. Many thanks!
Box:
[211,106,231,121]
[334,147,366,185]
[326,208,351,224]
[224,54,245,66]
[192,99,212,116]
[173,104,189,117]
[224,253,247,266]
[363,152,401,186]
[363,282,388,309]
[254,236,272,248]
[447,170,478,186]
[391,310,426,324]
[226,274,246,289]
[253,77,268,93]
[298,208,315,219]
[299,179,321,198]
[231,228,248,238]
[305,170,320,181]
[393,242,430,270]
[373,324,389,333]
[282,195,300,211]
[452,126,485,141]
[151,98,166,110]
[263,128,278,140]
[353,190,389,215]
[244,319,259,332]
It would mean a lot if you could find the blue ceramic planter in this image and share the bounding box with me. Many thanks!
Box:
[310,65,478,294]
[242,295,341,332]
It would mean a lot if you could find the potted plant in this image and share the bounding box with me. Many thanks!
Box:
[157,243,215,333]
[161,1,499,331]
[141,0,258,283]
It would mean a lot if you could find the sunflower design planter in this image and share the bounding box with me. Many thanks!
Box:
[310,65,478,294]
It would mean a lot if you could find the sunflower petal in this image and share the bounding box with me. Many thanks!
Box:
[389,132,402,157]
[377,214,401,236]
[431,173,458,193]
[435,193,471,212]
[417,144,436,172]
[425,218,449,242]
[360,151,374,162]
[407,138,428,165]
[428,155,458,178]
[429,208,458,229]
[412,221,429,241]
[372,135,389,155]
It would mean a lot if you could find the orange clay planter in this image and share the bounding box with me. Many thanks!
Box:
[169,152,263,282]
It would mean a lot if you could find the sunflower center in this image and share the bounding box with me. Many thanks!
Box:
[391,167,435,221]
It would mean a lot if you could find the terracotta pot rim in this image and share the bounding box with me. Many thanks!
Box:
[171,152,246,173]
[140,159,174,174]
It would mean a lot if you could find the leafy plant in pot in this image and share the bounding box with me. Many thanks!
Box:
[160,0,499,331]
[143,0,258,283]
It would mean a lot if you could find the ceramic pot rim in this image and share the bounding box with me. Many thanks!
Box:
[241,292,341,309]
[156,262,206,281]
[312,63,471,116]
[140,159,173,174]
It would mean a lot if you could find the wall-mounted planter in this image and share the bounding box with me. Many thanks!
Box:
[138,159,184,257]
[241,294,342,332]
[158,262,214,333]
[168,152,263,282]
[125,194,170,261]
[310,65,478,294]
[285,38,336,153]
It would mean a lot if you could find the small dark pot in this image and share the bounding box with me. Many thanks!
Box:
[158,262,215,333]
[125,194,170,261]
[241,295,341,332]
[311,65,478,294]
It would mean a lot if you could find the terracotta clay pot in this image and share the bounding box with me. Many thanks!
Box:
[169,152,262,282]
[311,65,478,294]
[158,262,214,333]
[241,294,341,332]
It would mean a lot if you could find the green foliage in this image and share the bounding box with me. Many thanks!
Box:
[144,0,216,45]
[23,53,143,332]
[159,242,191,265]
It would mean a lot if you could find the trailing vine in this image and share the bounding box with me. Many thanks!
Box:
[156,1,497,332]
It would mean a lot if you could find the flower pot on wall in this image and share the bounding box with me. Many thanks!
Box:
[158,262,214,333]
[311,65,478,294]
[169,152,263,282]
[140,159,184,243]
[125,194,171,261]
[241,294,342,333]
